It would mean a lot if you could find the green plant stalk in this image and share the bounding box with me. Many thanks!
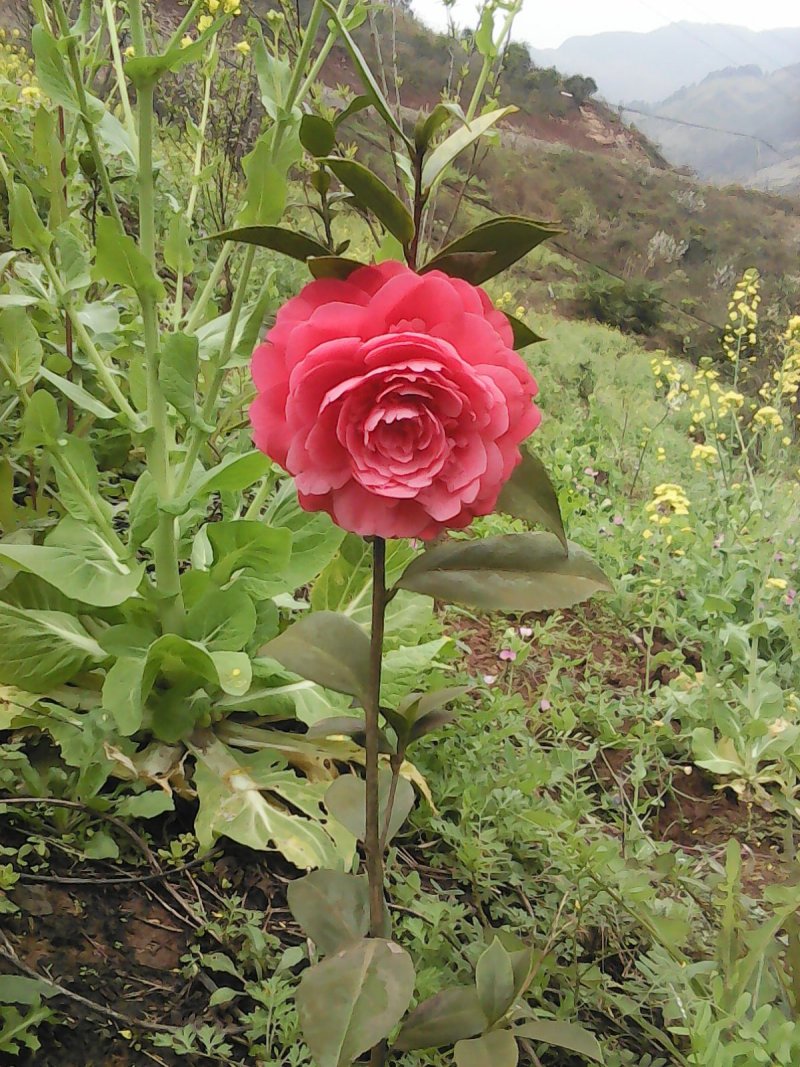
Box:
[173,41,216,328]
[464,3,519,122]
[135,60,184,630]
[366,537,388,1067]
[166,0,206,51]
[102,0,137,147]
[127,0,146,56]
[51,0,124,233]
[184,241,232,333]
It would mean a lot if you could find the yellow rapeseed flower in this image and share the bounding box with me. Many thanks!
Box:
[198,14,213,32]
[766,578,788,591]
[753,405,783,431]
[234,40,250,55]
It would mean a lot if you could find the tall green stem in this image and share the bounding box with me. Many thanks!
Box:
[102,0,137,147]
[136,66,184,630]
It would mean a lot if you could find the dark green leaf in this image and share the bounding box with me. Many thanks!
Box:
[505,313,544,350]
[211,225,330,261]
[94,216,165,301]
[394,987,487,1051]
[307,256,364,280]
[512,1021,603,1063]
[319,1,411,147]
[287,870,370,955]
[415,102,464,152]
[334,94,372,129]
[297,938,415,1067]
[320,158,414,245]
[325,767,414,844]
[300,114,336,157]
[423,215,561,284]
[421,108,516,194]
[260,612,371,704]
[396,534,612,613]
[422,251,494,282]
[475,938,516,1024]
[496,450,567,550]
[455,1031,518,1067]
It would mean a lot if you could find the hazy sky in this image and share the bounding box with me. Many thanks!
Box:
[411,0,800,49]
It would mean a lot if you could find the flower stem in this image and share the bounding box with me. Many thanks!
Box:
[365,537,387,940]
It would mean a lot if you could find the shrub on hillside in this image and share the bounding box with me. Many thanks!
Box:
[576,273,664,334]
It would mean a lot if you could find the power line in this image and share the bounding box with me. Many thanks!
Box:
[616,104,787,159]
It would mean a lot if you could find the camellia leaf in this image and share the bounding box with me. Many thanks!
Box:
[420,107,517,194]
[325,767,414,844]
[415,101,464,152]
[505,313,544,350]
[512,1021,603,1063]
[260,612,371,705]
[334,93,372,129]
[94,216,165,301]
[0,603,105,691]
[300,114,337,157]
[0,520,144,608]
[287,870,370,956]
[394,986,487,1051]
[296,938,415,1067]
[211,225,330,261]
[496,450,567,551]
[422,215,561,284]
[475,938,516,1025]
[395,534,612,613]
[320,157,414,245]
[318,0,411,148]
[307,255,364,280]
[455,1030,519,1067]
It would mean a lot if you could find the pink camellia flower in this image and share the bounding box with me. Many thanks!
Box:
[250,262,540,539]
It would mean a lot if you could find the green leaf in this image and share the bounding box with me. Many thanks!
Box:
[475,938,516,1025]
[128,472,158,549]
[207,521,292,591]
[38,367,117,420]
[300,114,336,157]
[20,390,60,450]
[8,181,52,252]
[185,587,257,652]
[52,436,112,524]
[253,34,293,120]
[237,133,288,227]
[164,212,194,275]
[94,216,165,301]
[422,215,560,284]
[474,8,498,57]
[421,108,516,194]
[415,102,464,152]
[31,25,79,113]
[0,603,105,691]
[124,28,220,86]
[496,451,567,550]
[159,331,199,425]
[321,158,414,245]
[260,612,371,705]
[505,313,544,350]
[394,987,487,1051]
[325,767,415,843]
[334,94,372,129]
[0,307,43,386]
[307,256,364,280]
[399,685,470,742]
[513,1021,603,1063]
[172,452,272,513]
[396,534,612,613]
[455,1031,519,1067]
[319,1,411,147]
[55,228,92,291]
[296,938,415,1067]
[210,651,252,697]
[190,734,350,869]
[0,520,143,607]
[0,975,56,1005]
[83,830,119,860]
[287,870,370,955]
[264,480,345,590]
[211,225,330,261]
[102,655,147,736]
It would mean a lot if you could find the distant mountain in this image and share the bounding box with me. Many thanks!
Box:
[632,63,800,192]
[528,22,800,104]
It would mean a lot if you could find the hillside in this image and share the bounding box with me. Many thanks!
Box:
[632,63,800,192]
[528,21,800,105]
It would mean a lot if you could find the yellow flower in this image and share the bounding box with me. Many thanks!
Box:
[180,34,194,48]
[124,45,135,57]
[234,40,250,55]
[20,85,42,102]
[642,529,653,540]
[198,14,213,31]
[691,442,717,464]
[782,436,791,446]
[207,0,220,10]
[766,578,788,591]
[753,405,783,431]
